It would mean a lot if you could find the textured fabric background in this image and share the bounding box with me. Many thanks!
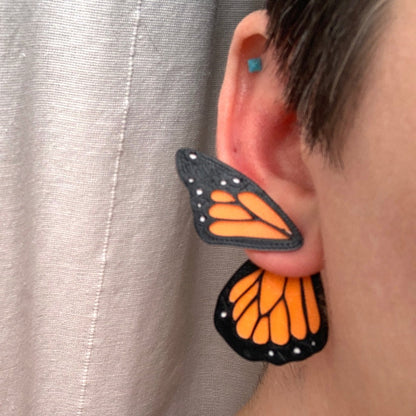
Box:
[0,1,264,415]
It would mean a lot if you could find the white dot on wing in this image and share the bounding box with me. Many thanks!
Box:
[293,347,301,354]
[268,350,275,357]
[189,153,197,160]
[232,178,240,184]
[220,180,227,186]
[199,216,206,223]
[188,178,194,183]
[196,189,203,196]
[220,311,227,318]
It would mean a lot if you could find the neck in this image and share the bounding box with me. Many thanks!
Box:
[236,352,345,416]
[236,306,415,416]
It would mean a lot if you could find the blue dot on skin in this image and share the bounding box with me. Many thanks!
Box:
[248,58,262,73]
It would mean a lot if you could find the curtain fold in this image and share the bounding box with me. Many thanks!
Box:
[0,1,264,415]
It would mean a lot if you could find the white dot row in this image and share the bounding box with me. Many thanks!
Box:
[187,152,241,186]
[190,179,241,190]
[219,310,318,357]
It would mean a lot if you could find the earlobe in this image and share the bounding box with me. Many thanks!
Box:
[217,11,324,277]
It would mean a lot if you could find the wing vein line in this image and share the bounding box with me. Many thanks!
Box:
[234,200,292,238]
[283,278,291,337]
[235,297,258,326]
[232,270,264,304]
[300,278,311,334]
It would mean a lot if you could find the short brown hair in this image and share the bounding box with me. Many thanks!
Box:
[266,0,390,166]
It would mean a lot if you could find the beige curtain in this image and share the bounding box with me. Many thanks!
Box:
[0,1,264,415]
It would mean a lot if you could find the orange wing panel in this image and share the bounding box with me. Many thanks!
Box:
[209,204,253,220]
[211,190,236,202]
[285,278,307,340]
[229,269,261,303]
[209,220,289,240]
[259,271,285,315]
[253,317,270,345]
[303,276,321,334]
[236,302,259,339]
[270,301,290,345]
[232,282,259,321]
[238,192,292,234]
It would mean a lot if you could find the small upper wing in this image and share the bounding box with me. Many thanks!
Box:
[175,148,303,251]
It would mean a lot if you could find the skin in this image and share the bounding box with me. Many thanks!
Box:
[217,1,416,414]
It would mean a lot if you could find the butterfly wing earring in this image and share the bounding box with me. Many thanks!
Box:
[175,148,328,365]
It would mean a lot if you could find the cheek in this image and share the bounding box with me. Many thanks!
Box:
[307,102,416,317]
[301,3,416,392]
[309,128,416,386]
[309,41,416,290]
[313,141,416,282]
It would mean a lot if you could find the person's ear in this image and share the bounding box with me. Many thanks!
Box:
[217,10,323,277]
